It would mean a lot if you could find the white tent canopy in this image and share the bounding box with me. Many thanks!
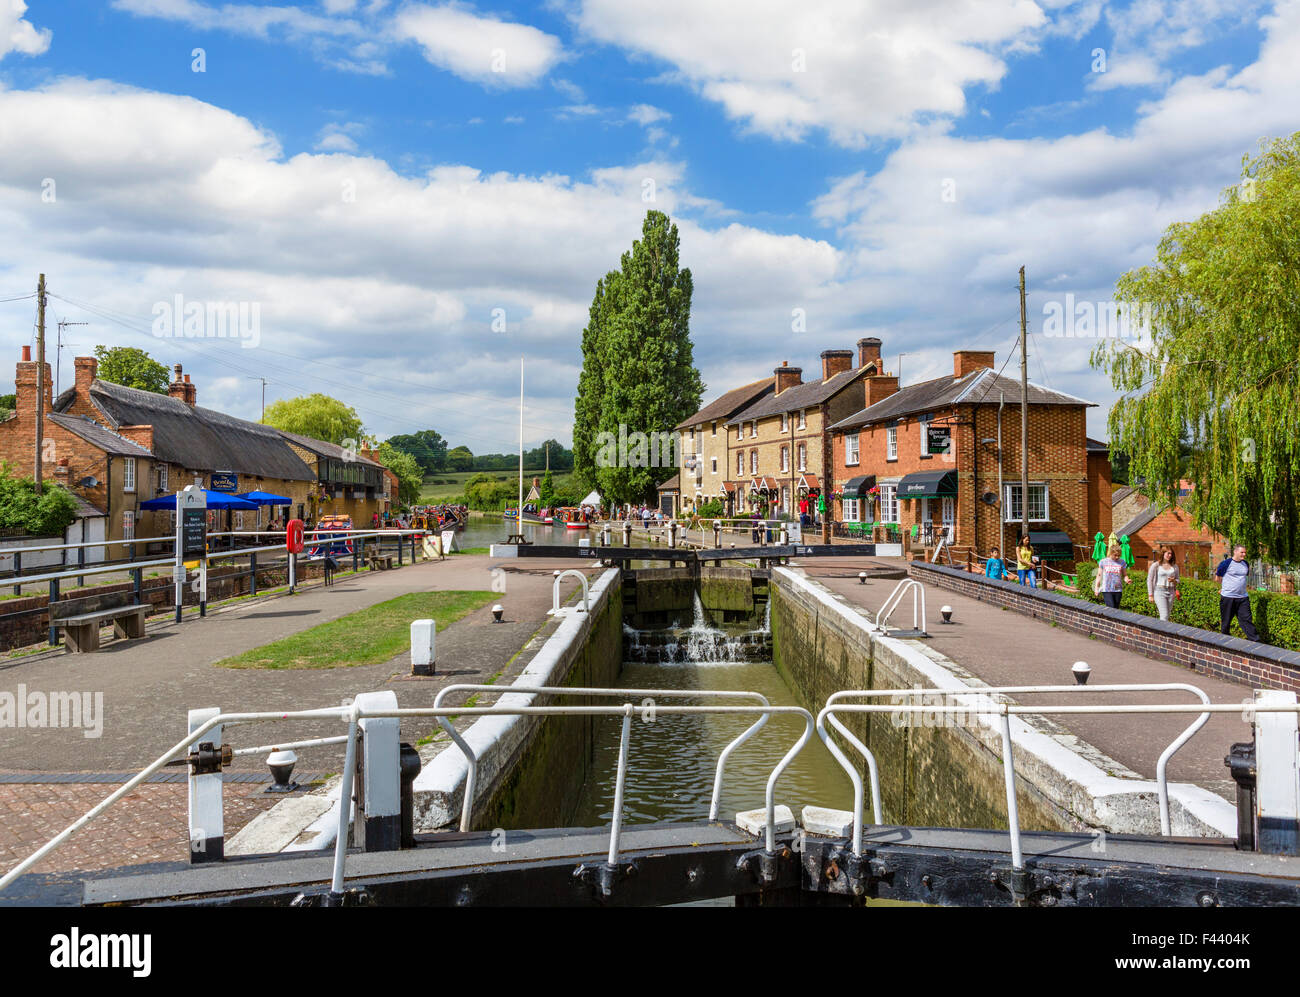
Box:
[579,489,602,507]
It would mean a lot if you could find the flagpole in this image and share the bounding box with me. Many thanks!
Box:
[518,357,524,522]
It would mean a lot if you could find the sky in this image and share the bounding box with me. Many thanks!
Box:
[0,0,1294,453]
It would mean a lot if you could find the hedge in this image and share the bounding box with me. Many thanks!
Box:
[1069,560,1300,652]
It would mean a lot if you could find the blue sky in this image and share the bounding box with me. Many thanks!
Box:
[1,0,1295,452]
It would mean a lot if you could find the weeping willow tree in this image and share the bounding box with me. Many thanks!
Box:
[1093,133,1300,561]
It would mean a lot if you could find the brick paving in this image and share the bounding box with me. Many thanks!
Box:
[0,552,602,880]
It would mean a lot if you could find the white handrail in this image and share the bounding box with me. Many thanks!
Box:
[431,683,774,831]
[550,569,590,615]
[873,577,926,634]
[0,700,816,896]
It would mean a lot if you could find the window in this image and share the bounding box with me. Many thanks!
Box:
[845,433,860,465]
[798,409,806,429]
[157,464,168,492]
[780,446,789,472]
[234,511,244,531]
[750,421,757,438]
[750,450,758,474]
[781,413,789,432]
[797,443,807,471]
[711,457,718,474]
[122,457,136,492]
[737,451,744,475]
[886,427,898,460]
[711,421,717,437]
[843,498,859,522]
[696,429,703,452]
[1004,483,1049,522]
[122,510,135,540]
[781,486,790,510]
[737,424,743,442]
[879,484,899,524]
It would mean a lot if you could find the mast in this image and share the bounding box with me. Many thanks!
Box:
[518,357,524,517]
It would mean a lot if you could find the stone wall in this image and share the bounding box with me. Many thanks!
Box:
[908,561,1300,694]
[413,567,624,832]
[769,566,1234,837]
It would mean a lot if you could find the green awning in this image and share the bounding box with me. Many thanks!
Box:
[842,475,875,496]
[897,470,958,498]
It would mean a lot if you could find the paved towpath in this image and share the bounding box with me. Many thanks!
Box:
[790,556,1250,801]
[0,552,603,877]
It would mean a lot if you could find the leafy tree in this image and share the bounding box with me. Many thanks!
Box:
[539,469,554,506]
[0,463,78,536]
[263,393,363,446]
[385,429,447,474]
[377,442,424,506]
[447,445,474,472]
[1093,133,1300,561]
[573,211,704,505]
[0,392,14,416]
[93,346,169,394]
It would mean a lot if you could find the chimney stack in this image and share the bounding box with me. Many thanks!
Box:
[774,361,803,394]
[858,337,882,372]
[954,350,996,379]
[169,364,197,405]
[14,347,52,415]
[74,356,98,397]
[820,349,853,381]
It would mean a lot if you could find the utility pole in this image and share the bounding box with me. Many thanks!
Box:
[248,377,268,421]
[1018,266,1030,543]
[55,319,88,395]
[34,274,46,495]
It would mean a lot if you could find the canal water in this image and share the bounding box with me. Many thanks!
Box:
[457,515,589,550]
[570,600,854,829]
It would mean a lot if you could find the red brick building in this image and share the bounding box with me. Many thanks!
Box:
[1114,481,1230,575]
[827,349,1112,564]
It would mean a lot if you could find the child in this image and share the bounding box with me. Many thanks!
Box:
[1093,545,1128,609]
[984,547,1006,580]
[1015,536,1037,588]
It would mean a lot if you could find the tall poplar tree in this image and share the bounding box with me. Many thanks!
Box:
[572,211,703,505]
[1092,132,1300,561]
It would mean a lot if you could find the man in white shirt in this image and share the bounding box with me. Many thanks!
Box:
[1216,545,1259,641]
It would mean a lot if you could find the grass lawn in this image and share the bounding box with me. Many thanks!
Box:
[216,589,496,669]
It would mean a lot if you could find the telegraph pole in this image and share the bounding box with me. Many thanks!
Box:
[248,377,268,421]
[1018,266,1030,542]
[34,274,46,495]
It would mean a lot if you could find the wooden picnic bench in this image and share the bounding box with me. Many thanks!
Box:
[366,553,395,571]
[49,591,150,653]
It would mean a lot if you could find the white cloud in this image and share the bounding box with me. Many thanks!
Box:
[0,78,837,447]
[0,0,50,59]
[394,3,564,88]
[572,0,1048,145]
[314,121,364,152]
[628,103,670,126]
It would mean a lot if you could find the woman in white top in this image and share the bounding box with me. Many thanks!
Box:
[1146,548,1180,621]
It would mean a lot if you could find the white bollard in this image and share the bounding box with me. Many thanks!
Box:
[353,690,402,852]
[188,706,224,864]
[411,619,435,676]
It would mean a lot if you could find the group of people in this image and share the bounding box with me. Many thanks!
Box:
[985,536,1263,642]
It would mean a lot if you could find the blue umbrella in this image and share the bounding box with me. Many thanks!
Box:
[139,489,259,511]
[236,491,293,506]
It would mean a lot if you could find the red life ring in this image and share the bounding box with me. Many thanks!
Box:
[286,519,305,554]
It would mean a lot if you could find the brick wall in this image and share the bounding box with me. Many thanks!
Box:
[909,560,1300,693]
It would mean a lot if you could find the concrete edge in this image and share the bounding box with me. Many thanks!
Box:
[771,566,1237,838]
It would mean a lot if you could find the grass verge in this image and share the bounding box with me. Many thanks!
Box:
[216,589,495,670]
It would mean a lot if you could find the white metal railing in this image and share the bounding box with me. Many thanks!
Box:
[431,684,777,832]
[818,685,1241,868]
[0,695,816,898]
[873,577,927,634]
[549,570,590,615]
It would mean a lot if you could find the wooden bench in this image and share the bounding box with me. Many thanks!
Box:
[49,591,150,653]
[366,553,395,571]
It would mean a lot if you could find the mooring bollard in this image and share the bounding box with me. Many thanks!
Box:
[623,521,633,547]
[411,618,435,676]
[713,520,722,548]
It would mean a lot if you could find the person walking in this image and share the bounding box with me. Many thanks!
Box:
[1015,536,1037,588]
[1146,548,1180,621]
[1216,545,1259,640]
[984,547,1006,580]
[1093,544,1128,609]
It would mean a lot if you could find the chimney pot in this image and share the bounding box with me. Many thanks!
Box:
[21,346,31,362]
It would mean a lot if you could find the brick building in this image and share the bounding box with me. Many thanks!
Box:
[666,376,773,516]
[279,431,388,527]
[722,339,890,519]
[1113,481,1230,574]
[0,351,318,546]
[827,350,1112,564]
